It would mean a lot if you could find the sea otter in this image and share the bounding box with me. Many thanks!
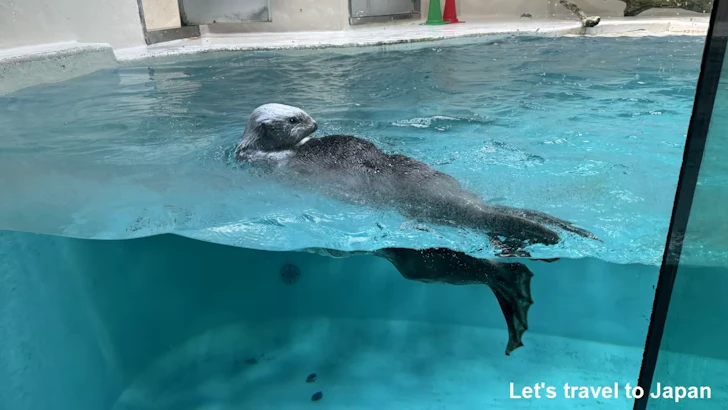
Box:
[235,103,598,253]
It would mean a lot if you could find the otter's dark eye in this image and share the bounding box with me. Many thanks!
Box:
[288,117,298,124]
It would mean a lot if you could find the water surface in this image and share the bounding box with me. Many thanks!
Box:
[0,35,708,264]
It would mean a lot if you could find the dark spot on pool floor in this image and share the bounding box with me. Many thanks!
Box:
[306,373,317,383]
[280,263,301,284]
[311,391,323,401]
[231,356,260,372]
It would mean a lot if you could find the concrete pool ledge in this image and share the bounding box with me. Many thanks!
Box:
[579,17,709,36]
[0,17,710,95]
[112,20,584,64]
[0,42,118,96]
[112,17,710,64]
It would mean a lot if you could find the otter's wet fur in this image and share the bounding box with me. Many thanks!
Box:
[235,103,599,252]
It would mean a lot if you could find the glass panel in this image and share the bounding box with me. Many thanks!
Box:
[0,3,715,410]
[642,2,728,409]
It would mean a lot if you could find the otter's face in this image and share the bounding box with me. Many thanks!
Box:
[247,103,318,151]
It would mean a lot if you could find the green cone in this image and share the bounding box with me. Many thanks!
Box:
[423,0,448,25]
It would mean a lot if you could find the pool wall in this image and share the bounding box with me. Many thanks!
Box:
[4,229,728,409]
[0,231,124,410]
[0,229,656,410]
[0,0,145,49]
[0,0,710,95]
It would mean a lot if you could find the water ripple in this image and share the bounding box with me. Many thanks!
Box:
[0,35,712,265]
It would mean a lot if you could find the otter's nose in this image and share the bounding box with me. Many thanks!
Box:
[312,121,318,132]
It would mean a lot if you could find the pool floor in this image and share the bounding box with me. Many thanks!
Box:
[114,318,728,410]
[114,318,647,410]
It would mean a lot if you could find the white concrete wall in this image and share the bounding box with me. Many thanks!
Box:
[142,0,182,31]
[0,0,145,49]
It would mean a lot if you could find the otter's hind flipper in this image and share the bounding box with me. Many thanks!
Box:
[489,205,600,241]
[374,247,534,356]
[486,261,534,355]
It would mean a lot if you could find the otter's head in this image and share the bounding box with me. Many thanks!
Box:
[236,103,318,155]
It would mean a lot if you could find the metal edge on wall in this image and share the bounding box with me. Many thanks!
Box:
[176,0,272,25]
[348,0,421,26]
[349,13,421,26]
[177,0,190,26]
[145,25,201,45]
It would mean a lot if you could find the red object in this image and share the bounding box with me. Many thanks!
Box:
[442,0,463,23]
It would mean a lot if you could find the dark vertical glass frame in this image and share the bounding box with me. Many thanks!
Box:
[633,1,728,409]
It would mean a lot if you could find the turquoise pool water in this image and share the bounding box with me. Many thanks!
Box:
[0,35,706,264]
[4,35,727,410]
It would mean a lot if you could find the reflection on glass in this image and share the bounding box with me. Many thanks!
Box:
[0,12,713,410]
[645,43,728,410]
